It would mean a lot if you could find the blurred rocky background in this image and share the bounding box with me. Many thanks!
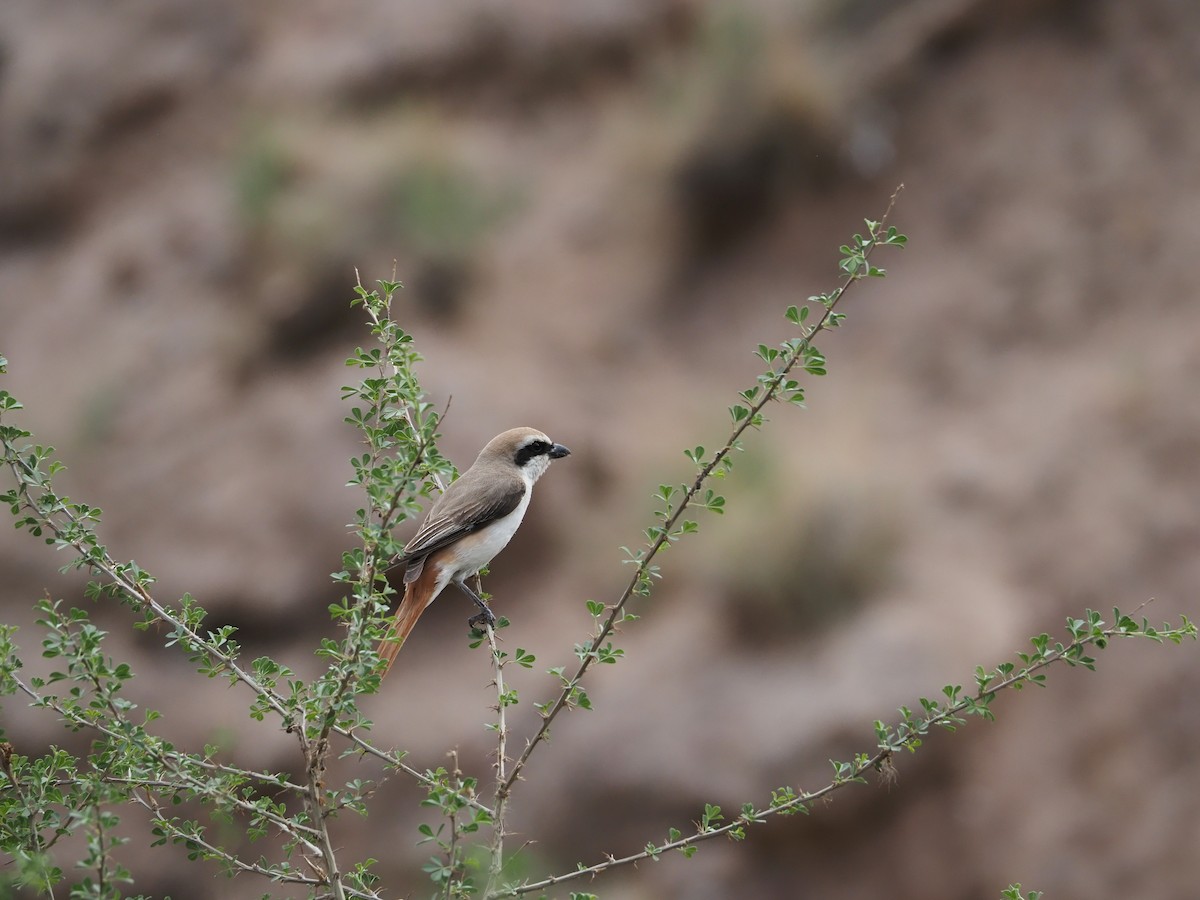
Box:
[2,0,1199,897]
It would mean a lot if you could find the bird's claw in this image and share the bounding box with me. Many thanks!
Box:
[468,607,497,631]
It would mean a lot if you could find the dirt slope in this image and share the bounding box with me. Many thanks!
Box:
[1,1,1198,897]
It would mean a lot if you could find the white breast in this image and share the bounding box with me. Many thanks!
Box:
[442,479,533,584]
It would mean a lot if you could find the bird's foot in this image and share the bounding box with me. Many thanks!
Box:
[468,606,497,631]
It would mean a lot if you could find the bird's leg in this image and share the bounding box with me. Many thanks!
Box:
[457,578,496,630]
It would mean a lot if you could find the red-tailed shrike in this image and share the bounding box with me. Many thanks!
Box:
[377,427,570,675]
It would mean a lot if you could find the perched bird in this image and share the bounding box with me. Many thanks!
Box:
[377,427,570,675]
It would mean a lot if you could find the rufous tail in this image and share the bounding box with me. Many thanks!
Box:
[377,567,436,677]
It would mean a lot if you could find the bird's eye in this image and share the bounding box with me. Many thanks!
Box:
[514,439,551,468]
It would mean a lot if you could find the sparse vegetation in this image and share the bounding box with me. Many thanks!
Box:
[1,201,1194,899]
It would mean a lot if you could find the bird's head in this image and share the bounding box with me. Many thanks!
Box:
[481,427,571,483]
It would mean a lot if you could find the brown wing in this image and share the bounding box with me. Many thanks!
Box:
[394,467,525,569]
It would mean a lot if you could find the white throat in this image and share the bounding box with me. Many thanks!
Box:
[522,455,553,484]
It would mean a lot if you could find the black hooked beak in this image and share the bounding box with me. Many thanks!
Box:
[549,443,571,459]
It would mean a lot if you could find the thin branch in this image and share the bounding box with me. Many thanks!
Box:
[338,729,495,819]
[99,777,322,845]
[320,410,435,741]
[9,675,325,851]
[443,750,464,900]
[502,190,905,797]
[5,408,350,899]
[0,451,299,741]
[400,397,450,496]
[301,395,441,900]
[90,799,110,898]
[124,791,370,895]
[484,623,510,895]
[323,281,469,899]
[357,271,448,492]
[493,610,1183,896]
[304,752,346,900]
